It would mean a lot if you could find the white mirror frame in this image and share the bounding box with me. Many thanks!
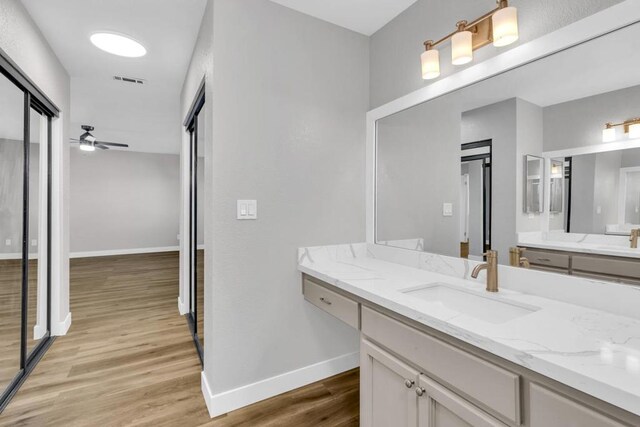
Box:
[366,0,640,245]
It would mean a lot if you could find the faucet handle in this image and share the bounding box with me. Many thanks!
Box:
[483,250,498,260]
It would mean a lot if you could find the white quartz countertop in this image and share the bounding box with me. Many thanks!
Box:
[518,232,640,259]
[298,244,640,416]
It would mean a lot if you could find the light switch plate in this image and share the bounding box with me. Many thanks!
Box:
[442,203,453,217]
[237,200,257,220]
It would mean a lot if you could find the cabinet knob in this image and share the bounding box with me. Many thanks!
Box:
[415,387,425,397]
[404,379,415,389]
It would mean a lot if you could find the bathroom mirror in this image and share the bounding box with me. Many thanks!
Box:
[375,20,640,280]
[524,155,544,215]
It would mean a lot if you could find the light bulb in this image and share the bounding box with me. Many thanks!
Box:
[492,7,519,47]
[452,31,473,65]
[629,123,640,139]
[421,48,440,80]
[80,144,96,152]
[602,127,616,143]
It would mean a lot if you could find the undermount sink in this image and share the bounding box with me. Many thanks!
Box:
[401,283,539,324]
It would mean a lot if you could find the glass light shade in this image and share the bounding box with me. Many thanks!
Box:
[451,31,473,65]
[492,7,519,47]
[602,127,616,142]
[90,33,146,58]
[421,49,440,80]
[80,143,95,152]
[629,123,640,139]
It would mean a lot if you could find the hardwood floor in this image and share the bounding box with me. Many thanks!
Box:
[0,252,359,426]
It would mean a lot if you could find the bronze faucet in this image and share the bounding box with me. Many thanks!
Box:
[509,247,530,268]
[471,250,499,292]
[631,229,640,249]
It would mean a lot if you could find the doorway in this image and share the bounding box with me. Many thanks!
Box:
[460,140,492,260]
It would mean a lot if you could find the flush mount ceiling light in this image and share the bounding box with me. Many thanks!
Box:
[602,118,640,142]
[90,32,146,58]
[421,0,519,80]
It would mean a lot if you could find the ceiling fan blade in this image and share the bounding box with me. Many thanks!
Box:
[95,141,129,148]
[95,144,110,150]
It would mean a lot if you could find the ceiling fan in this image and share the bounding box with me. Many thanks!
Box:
[70,125,129,152]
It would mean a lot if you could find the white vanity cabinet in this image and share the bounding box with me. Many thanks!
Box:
[417,375,507,427]
[361,339,506,427]
[301,274,640,427]
[360,339,419,427]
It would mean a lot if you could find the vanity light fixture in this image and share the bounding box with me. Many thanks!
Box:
[420,0,519,80]
[602,118,640,142]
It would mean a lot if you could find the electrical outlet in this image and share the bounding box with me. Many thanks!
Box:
[31,239,37,246]
[5,239,10,246]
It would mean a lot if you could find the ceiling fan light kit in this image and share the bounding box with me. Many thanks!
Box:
[70,125,130,152]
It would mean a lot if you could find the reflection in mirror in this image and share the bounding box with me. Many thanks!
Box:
[524,155,544,214]
[460,142,491,260]
[375,21,640,284]
[549,158,564,215]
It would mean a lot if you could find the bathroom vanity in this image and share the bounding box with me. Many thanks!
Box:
[299,244,640,427]
[300,6,640,426]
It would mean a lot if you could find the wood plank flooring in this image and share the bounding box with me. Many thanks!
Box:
[0,252,359,426]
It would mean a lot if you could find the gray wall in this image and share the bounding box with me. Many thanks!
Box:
[516,99,544,232]
[0,140,40,255]
[544,84,640,151]
[186,0,369,401]
[369,0,623,108]
[461,99,518,265]
[570,151,622,234]
[376,95,460,257]
[70,150,180,253]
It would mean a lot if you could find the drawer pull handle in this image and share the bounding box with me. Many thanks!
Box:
[537,258,551,262]
[415,387,425,397]
[404,379,415,389]
[319,297,332,306]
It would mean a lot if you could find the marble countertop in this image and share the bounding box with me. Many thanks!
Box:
[518,232,640,258]
[298,244,640,416]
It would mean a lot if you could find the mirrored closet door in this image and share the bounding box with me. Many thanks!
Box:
[184,82,205,364]
[0,59,56,411]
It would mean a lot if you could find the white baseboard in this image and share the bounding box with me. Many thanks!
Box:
[178,296,188,315]
[52,312,72,336]
[201,351,359,418]
[70,246,179,259]
[34,324,47,340]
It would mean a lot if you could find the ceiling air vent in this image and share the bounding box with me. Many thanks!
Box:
[113,76,145,84]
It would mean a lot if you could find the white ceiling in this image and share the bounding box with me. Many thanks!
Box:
[21,0,208,154]
[269,0,418,36]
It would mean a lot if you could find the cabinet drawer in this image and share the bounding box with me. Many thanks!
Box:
[521,247,569,269]
[530,384,626,427]
[303,277,359,329]
[361,307,520,425]
[572,255,640,279]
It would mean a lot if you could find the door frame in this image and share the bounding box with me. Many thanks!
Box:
[183,79,205,364]
[461,139,492,257]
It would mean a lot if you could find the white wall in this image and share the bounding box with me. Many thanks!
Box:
[70,149,180,254]
[369,0,623,108]
[180,0,368,416]
[0,0,71,335]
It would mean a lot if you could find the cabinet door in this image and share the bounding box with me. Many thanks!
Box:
[361,339,420,427]
[417,375,507,427]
